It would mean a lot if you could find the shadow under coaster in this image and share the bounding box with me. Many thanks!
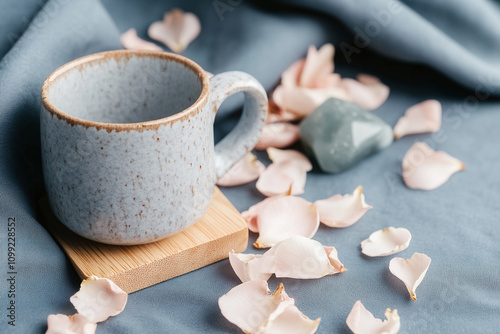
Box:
[38,187,248,293]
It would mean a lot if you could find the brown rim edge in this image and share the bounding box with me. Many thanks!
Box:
[41,50,210,132]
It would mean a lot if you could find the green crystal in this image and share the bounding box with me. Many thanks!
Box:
[300,98,393,173]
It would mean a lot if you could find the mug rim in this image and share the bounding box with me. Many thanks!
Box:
[41,50,210,131]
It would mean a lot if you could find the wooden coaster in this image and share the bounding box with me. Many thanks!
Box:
[38,187,248,293]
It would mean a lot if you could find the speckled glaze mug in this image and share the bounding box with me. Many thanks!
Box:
[41,50,268,245]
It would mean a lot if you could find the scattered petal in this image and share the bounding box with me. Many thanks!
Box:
[46,314,97,334]
[217,152,265,187]
[402,142,465,190]
[300,44,335,87]
[228,250,272,283]
[254,123,300,150]
[120,28,162,51]
[70,276,128,323]
[219,281,319,334]
[273,85,350,118]
[267,148,312,170]
[148,8,201,53]
[389,252,431,301]
[394,100,442,139]
[241,196,279,233]
[263,303,321,334]
[361,227,411,257]
[252,196,319,248]
[314,186,372,228]
[341,74,390,111]
[262,236,346,278]
[256,149,312,197]
[346,300,400,334]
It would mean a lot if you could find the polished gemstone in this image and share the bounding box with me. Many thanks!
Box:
[300,98,393,173]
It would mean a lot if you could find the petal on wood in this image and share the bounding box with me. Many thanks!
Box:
[361,227,412,257]
[389,252,431,301]
[254,123,301,150]
[120,28,162,51]
[402,142,465,190]
[346,300,400,334]
[148,8,201,53]
[314,186,372,228]
[217,152,265,187]
[70,276,128,323]
[228,250,272,283]
[46,314,97,334]
[394,100,442,139]
[341,74,390,110]
[253,197,319,248]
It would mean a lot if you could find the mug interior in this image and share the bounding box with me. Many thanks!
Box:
[46,52,204,124]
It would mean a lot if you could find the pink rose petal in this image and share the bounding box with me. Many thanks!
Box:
[361,227,412,257]
[241,196,280,233]
[219,281,319,334]
[251,196,319,248]
[394,100,442,139]
[217,152,265,187]
[261,236,345,278]
[402,142,465,190]
[341,74,390,110]
[148,8,201,53]
[254,123,300,150]
[120,28,162,51]
[70,276,128,323]
[314,186,372,228]
[300,44,335,87]
[346,300,400,334]
[256,148,312,197]
[228,250,272,283]
[46,314,97,334]
[389,252,431,301]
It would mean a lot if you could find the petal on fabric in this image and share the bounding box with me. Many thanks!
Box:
[402,142,465,190]
[262,236,345,278]
[218,281,292,333]
[254,123,301,150]
[361,227,412,257]
[389,253,432,301]
[300,44,335,87]
[262,304,321,334]
[267,148,312,170]
[256,149,312,197]
[394,100,442,139]
[70,276,128,323]
[228,250,273,283]
[281,59,305,87]
[46,314,97,334]
[148,8,201,53]
[273,85,350,118]
[120,28,162,51]
[267,100,301,123]
[341,74,390,110]
[323,246,347,273]
[241,196,281,233]
[217,152,266,186]
[253,197,319,248]
[346,300,400,334]
[314,186,372,228]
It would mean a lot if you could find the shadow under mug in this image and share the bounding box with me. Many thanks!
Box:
[41,50,268,245]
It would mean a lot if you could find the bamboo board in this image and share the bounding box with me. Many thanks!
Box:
[38,187,248,293]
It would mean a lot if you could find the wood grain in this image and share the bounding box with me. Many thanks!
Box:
[38,187,248,293]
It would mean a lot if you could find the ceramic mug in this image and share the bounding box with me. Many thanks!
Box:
[41,50,268,245]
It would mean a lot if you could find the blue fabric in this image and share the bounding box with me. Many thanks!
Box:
[1,0,499,333]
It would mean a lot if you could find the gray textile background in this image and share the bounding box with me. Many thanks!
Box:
[0,0,499,333]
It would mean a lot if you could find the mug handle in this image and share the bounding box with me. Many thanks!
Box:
[210,71,268,179]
